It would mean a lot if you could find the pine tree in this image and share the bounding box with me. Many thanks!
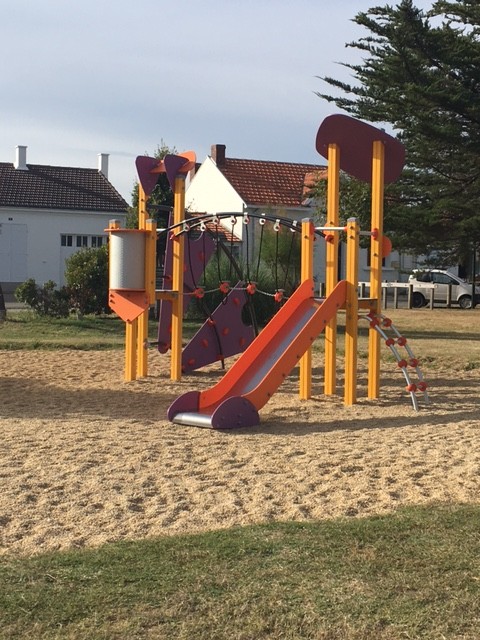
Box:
[316,0,480,271]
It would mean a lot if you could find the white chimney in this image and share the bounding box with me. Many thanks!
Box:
[14,145,28,170]
[98,153,109,178]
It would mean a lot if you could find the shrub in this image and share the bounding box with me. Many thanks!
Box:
[64,246,109,316]
[15,279,70,317]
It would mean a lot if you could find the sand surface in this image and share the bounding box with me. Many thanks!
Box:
[1,349,479,556]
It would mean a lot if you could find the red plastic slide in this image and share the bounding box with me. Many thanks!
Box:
[167,278,347,428]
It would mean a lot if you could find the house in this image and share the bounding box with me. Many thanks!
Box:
[0,146,128,294]
[186,144,418,286]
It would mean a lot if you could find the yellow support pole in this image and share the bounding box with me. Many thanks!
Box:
[299,218,314,400]
[368,141,385,399]
[324,143,340,396]
[171,175,186,381]
[137,184,149,378]
[125,319,138,382]
[344,218,359,405]
[144,218,157,304]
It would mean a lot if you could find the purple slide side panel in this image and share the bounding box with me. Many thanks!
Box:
[181,283,255,373]
[135,156,160,196]
[210,396,260,429]
[167,390,200,421]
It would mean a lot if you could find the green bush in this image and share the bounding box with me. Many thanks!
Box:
[64,246,110,316]
[15,279,70,317]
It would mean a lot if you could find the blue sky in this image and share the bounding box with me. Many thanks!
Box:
[2,0,432,204]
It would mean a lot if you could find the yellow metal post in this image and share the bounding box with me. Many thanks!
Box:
[171,175,186,381]
[344,218,359,405]
[144,218,157,303]
[125,319,138,382]
[368,141,385,399]
[324,143,340,395]
[299,218,314,400]
[137,184,149,378]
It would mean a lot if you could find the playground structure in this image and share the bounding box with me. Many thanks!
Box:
[106,114,429,428]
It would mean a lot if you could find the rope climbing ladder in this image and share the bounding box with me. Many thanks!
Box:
[364,311,430,411]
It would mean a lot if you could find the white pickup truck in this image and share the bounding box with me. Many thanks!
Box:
[408,269,480,309]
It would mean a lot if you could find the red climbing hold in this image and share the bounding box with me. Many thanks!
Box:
[417,381,428,391]
[398,359,408,368]
[409,358,419,367]
[406,383,417,392]
[246,282,256,295]
[397,336,407,346]
[219,281,230,295]
[385,337,395,347]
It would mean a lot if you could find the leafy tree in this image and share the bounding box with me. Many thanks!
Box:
[260,226,301,294]
[316,0,480,272]
[64,246,109,316]
[310,172,373,241]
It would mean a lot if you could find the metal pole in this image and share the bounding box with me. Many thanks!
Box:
[324,143,340,396]
[367,140,385,400]
[299,219,314,400]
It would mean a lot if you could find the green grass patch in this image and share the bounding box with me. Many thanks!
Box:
[1,504,479,639]
[0,312,202,351]
[0,312,126,350]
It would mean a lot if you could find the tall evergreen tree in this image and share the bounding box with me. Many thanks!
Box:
[316,0,480,271]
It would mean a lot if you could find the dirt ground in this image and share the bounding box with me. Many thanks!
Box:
[1,348,479,556]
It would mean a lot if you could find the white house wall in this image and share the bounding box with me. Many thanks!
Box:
[0,207,126,289]
[186,158,246,240]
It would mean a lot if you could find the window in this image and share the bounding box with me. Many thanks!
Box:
[432,272,457,285]
[61,234,107,248]
[91,236,105,247]
[416,271,432,283]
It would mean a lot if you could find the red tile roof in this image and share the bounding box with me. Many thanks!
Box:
[216,157,327,208]
[0,163,128,213]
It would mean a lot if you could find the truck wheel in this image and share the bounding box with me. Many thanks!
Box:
[459,295,472,309]
[412,292,426,308]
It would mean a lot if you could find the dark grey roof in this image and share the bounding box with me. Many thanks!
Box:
[0,163,128,213]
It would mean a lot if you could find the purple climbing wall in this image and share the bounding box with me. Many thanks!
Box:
[181,284,255,373]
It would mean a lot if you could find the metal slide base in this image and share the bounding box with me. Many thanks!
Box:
[168,393,260,429]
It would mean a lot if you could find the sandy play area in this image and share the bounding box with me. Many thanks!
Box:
[1,348,479,557]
